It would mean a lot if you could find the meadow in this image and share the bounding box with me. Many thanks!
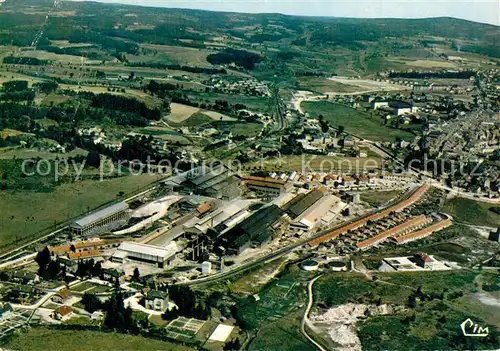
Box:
[442,198,500,228]
[303,101,416,142]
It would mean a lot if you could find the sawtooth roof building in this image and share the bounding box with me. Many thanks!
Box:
[182,165,241,200]
[215,205,285,255]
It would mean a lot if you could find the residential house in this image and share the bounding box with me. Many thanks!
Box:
[51,288,71,304]
[144,290,169,311]
[102,268,124,283]
[52,305,73,321]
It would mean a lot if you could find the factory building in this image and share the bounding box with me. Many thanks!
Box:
[290,194,342,234]
[70,202,129,236]
[182,165,241,200]
[215,205,285,255]
[111,241,178,268]
[284,188,343,234]
[243,176,293,197]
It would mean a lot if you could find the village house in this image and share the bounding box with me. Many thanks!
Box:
[144,290,169,311]
[51,288,71,304]
[52,305,73,321]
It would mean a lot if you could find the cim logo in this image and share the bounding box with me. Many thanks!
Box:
[460,318,489,337]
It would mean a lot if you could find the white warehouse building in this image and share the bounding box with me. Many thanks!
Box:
[111,242,177,268]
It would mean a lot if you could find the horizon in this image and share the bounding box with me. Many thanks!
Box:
[67,0,500,26]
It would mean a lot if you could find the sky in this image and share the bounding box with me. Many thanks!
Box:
[70,0,500,25]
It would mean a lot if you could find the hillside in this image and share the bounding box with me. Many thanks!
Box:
[1,0,499,62]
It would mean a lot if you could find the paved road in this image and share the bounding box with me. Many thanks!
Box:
[300,275,326,351]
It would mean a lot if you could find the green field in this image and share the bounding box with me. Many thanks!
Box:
[303,101,416,142]
[442,198,500,227]
[0,174,160,251]
[169,112,213,127]
[2,328,194,351]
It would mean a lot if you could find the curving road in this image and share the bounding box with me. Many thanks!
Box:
[301,274,326,351]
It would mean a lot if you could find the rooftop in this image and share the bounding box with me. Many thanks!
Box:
[116,241,178,260]
[286,189,326,218]
[71,202,129,229]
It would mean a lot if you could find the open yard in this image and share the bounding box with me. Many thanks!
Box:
[0,174,160,252]
[303,101,416,142]
[442,198,500,228]
[2,328,195,351]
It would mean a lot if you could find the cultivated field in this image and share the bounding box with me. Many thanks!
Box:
[167,103,201,123]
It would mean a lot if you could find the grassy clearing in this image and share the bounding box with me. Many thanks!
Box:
[231,258,287,295]
[360,190,404,207]
[0,147,87,160]
[211,121,263,137]
[2,328,194,351]
[171,112,213,127]
[303,101,415,142]
[0,174,160,251]
[442,198,500,228]
[248,309,315,351]
[40,94,72,106]
[235,264,318,350]
[315,271,478,307]
[12,50,90,64]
